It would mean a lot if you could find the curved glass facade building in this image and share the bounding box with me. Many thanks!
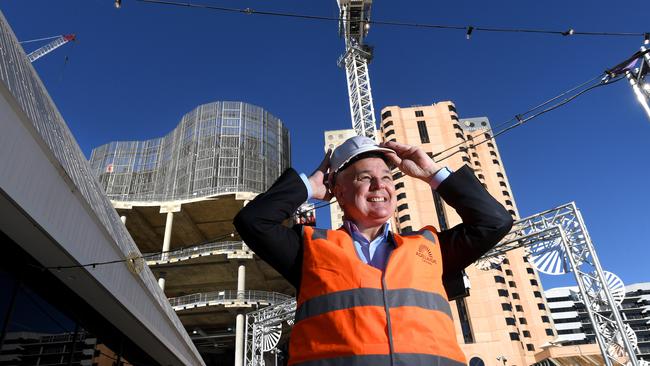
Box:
[90,101,290,201]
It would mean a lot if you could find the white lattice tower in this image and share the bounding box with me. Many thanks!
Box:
[337,0,377,138]
[478,202,639,366]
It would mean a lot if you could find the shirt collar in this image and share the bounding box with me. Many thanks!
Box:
[343,220,391,245]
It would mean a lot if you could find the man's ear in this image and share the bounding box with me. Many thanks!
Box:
[331,183,344,208]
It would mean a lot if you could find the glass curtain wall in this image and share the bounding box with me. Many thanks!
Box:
[89,102,290,202]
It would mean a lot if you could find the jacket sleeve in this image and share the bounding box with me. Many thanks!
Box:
[436,165,514,285]
[232,168,307,289]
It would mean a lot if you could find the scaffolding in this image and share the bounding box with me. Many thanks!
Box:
[89,101,291,202]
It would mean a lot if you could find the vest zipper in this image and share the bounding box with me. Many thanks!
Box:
[382,240,396,366]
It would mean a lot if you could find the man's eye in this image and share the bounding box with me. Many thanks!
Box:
[359,176,371,182]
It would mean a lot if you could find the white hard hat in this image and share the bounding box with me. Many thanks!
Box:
[330,136,394,174]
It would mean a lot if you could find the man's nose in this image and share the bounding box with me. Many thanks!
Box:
[369,177,386,190]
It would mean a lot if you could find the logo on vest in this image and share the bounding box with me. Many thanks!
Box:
[416,244,436,265]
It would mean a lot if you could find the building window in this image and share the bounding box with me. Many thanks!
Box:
[467,135,473,140]
[382,110,392,119]
[505,317,516,326]
[401,226,413,233]
[395,182,405,189]
[392,172,403,180]
[456,298,475,344]
[385,129,395,137]
[505,269,513,276]
[397,203,409,211]
[490,151,497,157]
[462,156,470,162]
[415,110,424,117]
[397,193,407,200]
[398,215,411,223]
[453,123,462,130]
[498,289,509,297]
[515,305,523,312]
[499,181,507,187]
[505,200,513,206]
[502,258,509,265]
[530,279,538,286]
[502,191,510,197]
[526,344,535,351]
[383,120,393,128]
[508,210,516,216]
[545,329,554,336]
[448,104,457,113]
[512,293,520,300]
[537,303,546,310]
[541,316,550,323]
[477,174,485,180]
[472,152,479,158]
[455,133,464,139]
[508,281,516,288]
[417,120,430,143]
[494,276,506,284]
[433,191,449,230]
[484,133,491,139]
[502,303,512,311]
[488,142,495,148]
[496,172,504,178]
[527,268,535,274]
[388,138,396,142]
[474,161,481,166]
[509,332,520,341]
[450,114,459,121]
[519,317,527,324]
[523,330,531,337]
[492,159,500,165]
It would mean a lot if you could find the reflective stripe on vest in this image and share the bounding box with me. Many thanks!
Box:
[292,353,466,366]
[295,288,451,323]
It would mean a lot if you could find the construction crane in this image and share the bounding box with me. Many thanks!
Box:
[25,34,76,63]
[337,0,377,138]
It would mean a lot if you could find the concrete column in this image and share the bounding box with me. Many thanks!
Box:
[120,215,127,224]
[157,272,166,290]
[161,211,174,260]
[237,263,246,300]
[234,313,244,366]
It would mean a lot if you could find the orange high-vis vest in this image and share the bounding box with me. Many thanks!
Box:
[289,226,467,366]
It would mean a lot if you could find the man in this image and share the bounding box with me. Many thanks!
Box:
[234,136,513,366]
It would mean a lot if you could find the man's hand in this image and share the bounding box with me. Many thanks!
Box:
[308,150,333,201]
[380,141,444,183]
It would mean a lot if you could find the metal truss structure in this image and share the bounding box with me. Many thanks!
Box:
[26,34,75,63]
[244,202,641,366]
[245,298,296,366]
[337,0,377,138]
[479,202,638,366]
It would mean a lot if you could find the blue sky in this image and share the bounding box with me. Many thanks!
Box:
[3,0,649,290]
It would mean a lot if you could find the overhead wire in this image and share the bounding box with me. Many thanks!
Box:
[433,74,624,163]
[135,0,649,39]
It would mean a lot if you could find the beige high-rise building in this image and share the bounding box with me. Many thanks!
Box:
[324,129,358,228]
[377,102,556,365]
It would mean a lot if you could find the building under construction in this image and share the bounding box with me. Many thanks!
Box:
[88,101,294,364]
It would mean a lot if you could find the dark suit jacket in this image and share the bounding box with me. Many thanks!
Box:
[233,165,513,299]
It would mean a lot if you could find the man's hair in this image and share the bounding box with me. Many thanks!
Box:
[332,151,393,185]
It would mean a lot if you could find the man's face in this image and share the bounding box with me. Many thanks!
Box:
[333,157,396,228]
